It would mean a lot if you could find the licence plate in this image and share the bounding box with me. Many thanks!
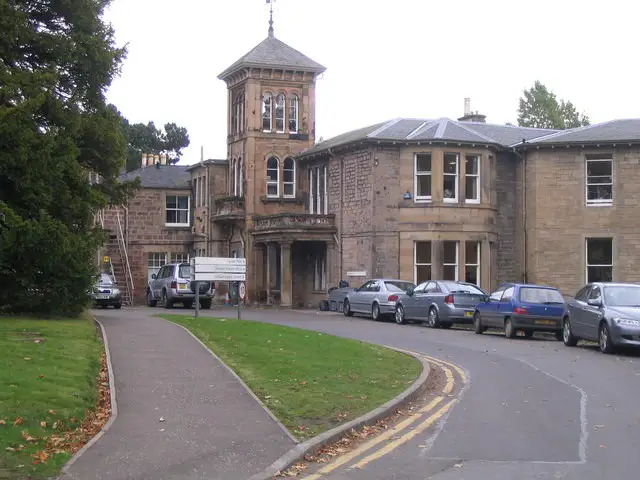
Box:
[97,295,109,300]
[535,319,555,326]
[179,284,189,290]
[464,311,473,317]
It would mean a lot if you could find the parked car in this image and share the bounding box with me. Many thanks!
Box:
[147,262,214,309]
[343,278,416,321]
[92,273,122,309]
[327,282,356,312]
[473,283,566,339]
[394,280,488,327]
[563,282,640,354]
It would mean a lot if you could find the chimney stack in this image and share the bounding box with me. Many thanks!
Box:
[458,97,487,123]
[141,153,147,167]
[160,153,167,165]
[464,97,471,116]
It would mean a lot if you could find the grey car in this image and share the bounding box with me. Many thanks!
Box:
[563,282,640,354]
[92,273,122,309]
[147,262,214,309]
[343,279,415,321]
[395,280,487,327]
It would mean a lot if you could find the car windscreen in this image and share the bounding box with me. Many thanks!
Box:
[385,281,416,292]
[178,265,192,279]
[519,287,564,304]
[441,282,484,295]
[603,286,640,307]
[99,274,114,285]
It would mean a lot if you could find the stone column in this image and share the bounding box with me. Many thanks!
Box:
[280,241,293,308]
[266,242,277,305]
[326,240,336,288]
[253,243,265,305]
[431,240,443,279]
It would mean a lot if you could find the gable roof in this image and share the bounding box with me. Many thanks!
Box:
[218,35,326,80]
[521,119,640,146]
[298,118,559,158]
[119,165,191,189]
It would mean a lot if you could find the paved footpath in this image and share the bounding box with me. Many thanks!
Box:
[63,311,295,480]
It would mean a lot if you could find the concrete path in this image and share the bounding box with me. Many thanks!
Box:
[63,311,295,480]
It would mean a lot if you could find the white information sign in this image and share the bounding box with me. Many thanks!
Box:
[190,257,247,282]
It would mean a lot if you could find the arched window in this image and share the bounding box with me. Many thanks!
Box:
[237,157,244,197]
[262,93,272,132]
[283,158,295,197]
[275,93,285,133]
[235,93,244,133]
[230,158,237,195]
[231,96,238,134]
[266,156,279,197]
[288,94,299,133]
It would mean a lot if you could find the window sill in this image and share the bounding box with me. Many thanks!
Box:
[413,198,432,204]
[165,224,191,229]
[586,202,613,207]
[464,199,480,205]
[443,199,458,204]
[261,196,305,205]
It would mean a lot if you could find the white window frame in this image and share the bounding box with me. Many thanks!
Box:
[165,195,190,227]
[238,158,243,197]
[275,93,285,133]
[465,241,480,286]
[308,168,314,213]
[585,154,613,206]
[314,252,326,291]
[203,175,208,206]
[413,241,432,284]
[148,252,167,268]
[585,238,613,283]
[443,241,459,281]
[464,155,480,204]
[194,177,199,207]
[414,153,432,203]
[171,252,190,263]
[283,158,296,198]
[266,156,280,198]
[289,94,299,133]
[308,165,328,214]
[262,92,272,132]
[443,153,459,203]
[230,158,236,196]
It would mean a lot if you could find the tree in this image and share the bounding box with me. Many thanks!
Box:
[0,0,138,315]
[121,118,191,171]
[517,81,590,130]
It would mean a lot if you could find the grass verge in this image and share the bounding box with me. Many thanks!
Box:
[0,317,103,479]
[161,315,423,439]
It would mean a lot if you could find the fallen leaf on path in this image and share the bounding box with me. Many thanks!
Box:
[32,450,49,464]
[48,410,56,415]
[24,357,31,361]
[39,374,45,379]
[22,431,38,442]
[40,421,47,428]
[14,417,24,426]
[6,447,15,452]
[0,419,6,426]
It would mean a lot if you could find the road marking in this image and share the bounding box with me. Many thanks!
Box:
[302,357,465,479]
[348,399,456,470]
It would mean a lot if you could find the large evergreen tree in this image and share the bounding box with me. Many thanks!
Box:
[0,0,138,315]
[517,81,590,130]
[121,119,190,172]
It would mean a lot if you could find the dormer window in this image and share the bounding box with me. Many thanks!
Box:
[262,93,272,132]
[275,94,285,133]
[289,94,299,133]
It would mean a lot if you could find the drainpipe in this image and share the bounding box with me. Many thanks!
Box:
[512,141,527,283]
[328,147,343,282]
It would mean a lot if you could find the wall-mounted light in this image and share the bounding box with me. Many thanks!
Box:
[403,191,412,200]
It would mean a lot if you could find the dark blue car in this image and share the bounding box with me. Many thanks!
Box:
[473,283,567,339]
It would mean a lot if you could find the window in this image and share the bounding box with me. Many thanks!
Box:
[425,282,441,294]
[289,94,299,133]
[275,93,285,133]
[385,281,415,292]
[194,177,199,206]
[231,95,238,134]
[262,93,272,131]
[501,286,514,302]
[414,241,432,284]
[266,157,279,197]
[203,176,208,206]
[586,238,613,282]
[178,264,192,279]
[588,286,602,302]
[414,153,432,202]
[443,241,458,280]
[148,253,167,268]
[519,287,564,304]
[171,252,190,263]
[464,241,480,286]
[465,155,480,203]
[441,282,484,295]
[603,285,640,307]
[235,93,244,133]
[489,286,506,302]
[230,158,236,195]
[443,153,459,202]
[586,154,612,205]
[308,165,328,214]
[283,158,296,197]
[314,252,326,291]
[237,158,243,197]
[414,282,428,293]
[166,195,190,227]
[574,285,591,302]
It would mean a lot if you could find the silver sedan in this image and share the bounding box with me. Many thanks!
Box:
[343,278,416,321]
[395,280,488,328]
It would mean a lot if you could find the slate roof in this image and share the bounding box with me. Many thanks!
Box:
[299,118,559,157]
[218,35,326,80]
[522,119,640,146]
[118,165,191,189]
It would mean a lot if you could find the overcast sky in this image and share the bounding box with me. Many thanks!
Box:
[104,0,640,165]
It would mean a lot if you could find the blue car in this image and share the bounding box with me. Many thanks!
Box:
[473,283,567,339]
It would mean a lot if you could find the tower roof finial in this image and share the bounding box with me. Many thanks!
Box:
[267,0,275,38]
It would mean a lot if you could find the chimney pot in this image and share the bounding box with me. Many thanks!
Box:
[464,97,471,116]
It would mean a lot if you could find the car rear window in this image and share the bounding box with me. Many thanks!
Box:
[441,282,484,295]
[603,286,640,307]
[519,287,564,304]
[178,265,192,279]
[385,281,415,292]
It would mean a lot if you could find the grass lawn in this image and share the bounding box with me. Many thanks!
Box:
[0,317,102,479]
[161,315,423,439]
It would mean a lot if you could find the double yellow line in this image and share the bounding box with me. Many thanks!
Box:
[303,353,466,479]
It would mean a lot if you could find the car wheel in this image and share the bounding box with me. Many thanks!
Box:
[427,307,441,328]
[504,318,516,339]
[183,300,193,309]
[395,305,407,325]
[343,299,353,317]
[473,312,484,334]
[113,303,122,310]
[372,303,381,321]
[523,330,534,338]
[562,318,578,346]
[599,322,616,354]
[147,289,157,307]
[200,299,212,310]
[162,290,173,309]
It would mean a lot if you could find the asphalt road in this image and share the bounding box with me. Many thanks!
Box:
[96,306,640,479]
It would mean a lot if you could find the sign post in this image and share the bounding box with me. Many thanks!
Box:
[191,257,247,320]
